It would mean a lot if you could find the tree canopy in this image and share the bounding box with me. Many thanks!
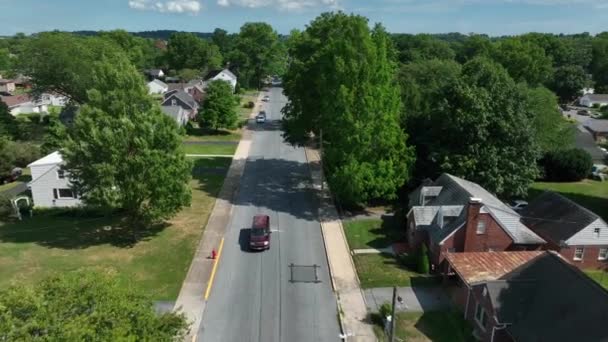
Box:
[0,271,188,341]
[550,65,591,103]
[493,38,553,86]
[283,13,414,205]
[198,80,238,131]
[166,32,222,73]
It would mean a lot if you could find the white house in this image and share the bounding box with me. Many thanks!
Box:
[161,105,188,126]
[203,69,237,91]
[147,79,168,95]
[580,94,608,108]
[43,93,69,107]
[27,151,81,208]
[0,94,49,116]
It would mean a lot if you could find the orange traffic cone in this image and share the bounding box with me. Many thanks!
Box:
[211,249,217,259]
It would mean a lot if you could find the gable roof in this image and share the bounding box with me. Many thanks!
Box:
[481,252,608,341]
[161,90,196,110]
[583,118,608,133]
[145,69,163,76]
[411,174,545,245]
[446,251,544,284]
[583,94,608,102]
[521,191,608,243]
[574,126,606,162]
[204,68,237,81]
[148,79,168,88]
[1,94,32,107]
[27,151,63,168]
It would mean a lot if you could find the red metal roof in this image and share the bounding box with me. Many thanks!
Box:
[446,251,545,284]
[0,94,31,107]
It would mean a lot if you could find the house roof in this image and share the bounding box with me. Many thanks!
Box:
[521,191,608,243]
[479,252,608,341]
[1,94,32,107]
[145,69,163,76]
[0,79,15,85]
[583,118,608,133]
[445,251,544,284]
[27,151,63,167]
[161,90,196,110]
[204,68,237,81]
[584,94,608,102]
[574,126,606,162]
[411,174,545,245]
[149,79,168,88]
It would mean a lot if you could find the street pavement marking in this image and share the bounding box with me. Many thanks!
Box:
[204,237,225,300]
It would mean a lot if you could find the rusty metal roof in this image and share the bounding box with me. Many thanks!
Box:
[446,251,545,284]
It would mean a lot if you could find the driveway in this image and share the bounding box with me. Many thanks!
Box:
[197,87,340,342]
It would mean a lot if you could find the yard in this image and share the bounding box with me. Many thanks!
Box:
[585,270,608,290]
[344,217,436,288]
[373,311,473,342]
[236,89,260,119]
[530,180,608,221]
[182,143,237,155]
[0,157,231,300]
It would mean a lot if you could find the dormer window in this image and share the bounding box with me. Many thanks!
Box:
[594,228,601,238]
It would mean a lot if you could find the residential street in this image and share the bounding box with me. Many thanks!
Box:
[197,87,340,342]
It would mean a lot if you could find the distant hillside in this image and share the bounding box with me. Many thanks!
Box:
[71,30,213,40]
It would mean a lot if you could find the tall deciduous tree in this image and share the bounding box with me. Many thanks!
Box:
[524,86,574,153]
[60,58,191,225]
[591,37,608,93]
[493,38,553,86]
[0,271,187,340]
[167,32,222,72]
[198,80,238,131]
[0,102,17,139]
[283,13,414,205]
[231,23,283,88]
[550,65,591,103]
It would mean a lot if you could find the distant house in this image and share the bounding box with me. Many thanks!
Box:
[0,94,49,116]
[161,105,188,127]
[522,191,608,270]
[445,251,608,342]
[582,87,595,95]
[161,89,198,119]
[203,69,237,91]
[41,93,68,107]
[583,118,608,142]
[0,79,15,93]
[166,80,205,102]
[407,174,545,268]
[27,151,81,208]
[580,94,608,108]
[147,79,168,95]
[144,69,165,80]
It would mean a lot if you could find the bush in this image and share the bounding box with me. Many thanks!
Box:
[417,244,430,274]
[27,113,41,124]
[541,148,593,182]
[379,302,392,318]
[9,142,42,167]
[0,194,13,219]
[244,101,255,109]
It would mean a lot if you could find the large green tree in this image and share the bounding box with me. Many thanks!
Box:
[422,57,540,197]
[493,38,553,86]
[0,271,187,341]
[211,28,235,56]
[524,86,574,153]
[198,80,238,131]
[99,29,161,70]
[230,23,283,88]
[0,102,17,139]
[550,65,591,103]
[167,32,222,72]
[591,37,608,93]
[59,58,192,225]
[392,34,456,64]
[283,13,414,205]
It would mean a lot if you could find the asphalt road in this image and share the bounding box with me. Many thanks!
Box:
[198,87,340,342]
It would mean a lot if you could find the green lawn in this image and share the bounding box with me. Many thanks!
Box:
[530,180,608,221]
[236,90,259,119]
[585,270,608,290]
[373,311,474,342]
[182,143,237,155]
[353,253,438,288]
[343,217,403,250]
[184,130,241,142]
[0,157,230,300]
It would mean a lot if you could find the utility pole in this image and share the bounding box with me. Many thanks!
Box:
[389,286,397,342]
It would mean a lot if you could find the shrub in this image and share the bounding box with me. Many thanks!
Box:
[0,194,13,219]
[9,142,42,167]
[541,148,593,182]
[379,302,392,318]
[27,113,41,123]
[244,101,255,109]
[417,244,430,274]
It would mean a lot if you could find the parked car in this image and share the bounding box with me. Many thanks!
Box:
[249,215,271,251]
[578,109,590,115]
[262,95,270,102]
[256,113,266,123]
[509,200,528,211]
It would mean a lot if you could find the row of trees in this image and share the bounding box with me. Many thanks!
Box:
[283,12,586,205]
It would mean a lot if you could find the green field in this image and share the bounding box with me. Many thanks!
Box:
[343,218,402,250]
[182,143,237,155]
[353,253,437,288]
[236,90,260,119]
[0,157,231,300]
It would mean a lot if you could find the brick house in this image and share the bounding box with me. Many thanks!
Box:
[522,191,608,270]
[407,174,545,268]
[445,251,608,342]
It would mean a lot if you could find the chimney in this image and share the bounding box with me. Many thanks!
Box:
[463,197,483,252]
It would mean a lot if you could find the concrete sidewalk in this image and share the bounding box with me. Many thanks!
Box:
[173,93,261,341]
[305,148,377,342]
[364,287,450,313]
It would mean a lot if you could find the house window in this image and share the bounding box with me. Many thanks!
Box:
[57,170,65,179]
[447,248,456,253]
[574,247,585,261]
[53,188,75,199]
[599,248,608,261]
[594,228,601,238]
[474,302,487,330]
[171,99,177,106]
[476,220,486,234]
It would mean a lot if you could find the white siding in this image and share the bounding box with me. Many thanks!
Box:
[29,164,81,208]
[212,73,237,91]
[566,219,608,245]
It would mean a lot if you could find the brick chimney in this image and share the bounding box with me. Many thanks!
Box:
[463,197,483,252]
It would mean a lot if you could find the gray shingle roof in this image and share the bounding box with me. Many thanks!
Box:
[521,191,608,243]
[585,94,608,102]
[161,90,196,110]
[150,79,168,88]
[574,127,606,162]
[411,173,545,244]
[482,252,608,341]
[583,118,608,133]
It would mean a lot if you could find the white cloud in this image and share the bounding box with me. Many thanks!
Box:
[128,0,202,14]
[216,0,339,11]
[355,0,608,12]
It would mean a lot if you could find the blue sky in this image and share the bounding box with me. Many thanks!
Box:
[0,0,606,36]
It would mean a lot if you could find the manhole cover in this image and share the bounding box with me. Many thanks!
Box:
[289,263,321,283]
